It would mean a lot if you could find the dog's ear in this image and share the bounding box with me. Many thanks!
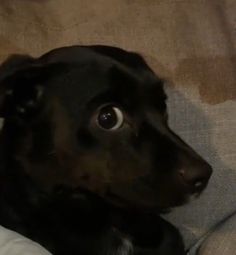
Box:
[0,54,46,119]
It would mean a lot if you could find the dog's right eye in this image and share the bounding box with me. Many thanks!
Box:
[96,105,124,130]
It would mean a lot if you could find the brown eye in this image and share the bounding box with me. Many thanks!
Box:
[97,105,124,130]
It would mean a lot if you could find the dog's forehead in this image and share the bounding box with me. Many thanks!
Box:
[43,46,166,114]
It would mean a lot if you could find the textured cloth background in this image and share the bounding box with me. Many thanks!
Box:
[196,212,236,255]
[0,0,235,251]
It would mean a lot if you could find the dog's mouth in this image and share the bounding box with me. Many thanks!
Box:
[104,180,209,212]
[104,189,162,213]
[52,183,207,216]
[52,166,210,213]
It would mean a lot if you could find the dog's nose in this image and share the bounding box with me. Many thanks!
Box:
[179,161,212,191]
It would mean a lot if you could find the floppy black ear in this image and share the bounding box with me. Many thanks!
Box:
[0,54,45,119]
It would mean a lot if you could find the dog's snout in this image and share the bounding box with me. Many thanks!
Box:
[179,160,212,191]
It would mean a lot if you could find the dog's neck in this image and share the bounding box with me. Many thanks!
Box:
[104,228,133,255]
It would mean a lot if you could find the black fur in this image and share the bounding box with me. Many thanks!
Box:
[0,46,212,255]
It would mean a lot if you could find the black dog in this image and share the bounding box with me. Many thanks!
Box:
[0,46,212,255]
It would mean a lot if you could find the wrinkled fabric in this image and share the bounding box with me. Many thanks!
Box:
[0,226,51,255]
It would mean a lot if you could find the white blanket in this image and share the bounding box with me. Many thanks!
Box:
[0,226,51,255]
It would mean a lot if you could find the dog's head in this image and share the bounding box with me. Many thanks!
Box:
[0,46,212,210]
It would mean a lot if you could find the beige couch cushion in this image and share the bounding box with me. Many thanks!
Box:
[0,0,235,250]
[195,212,236,255]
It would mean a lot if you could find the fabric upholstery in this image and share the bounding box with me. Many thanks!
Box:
[195,212,236,255]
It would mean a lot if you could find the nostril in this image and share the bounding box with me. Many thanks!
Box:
[179,168,210,189]
[191,176,209,190]
[194,180,204,188]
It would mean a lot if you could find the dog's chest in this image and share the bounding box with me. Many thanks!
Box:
[114,237,133,255]
[105,228,133,255]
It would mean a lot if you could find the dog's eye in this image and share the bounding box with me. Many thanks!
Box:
[97,105,124,130]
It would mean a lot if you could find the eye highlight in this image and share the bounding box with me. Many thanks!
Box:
[96,105,124,130]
